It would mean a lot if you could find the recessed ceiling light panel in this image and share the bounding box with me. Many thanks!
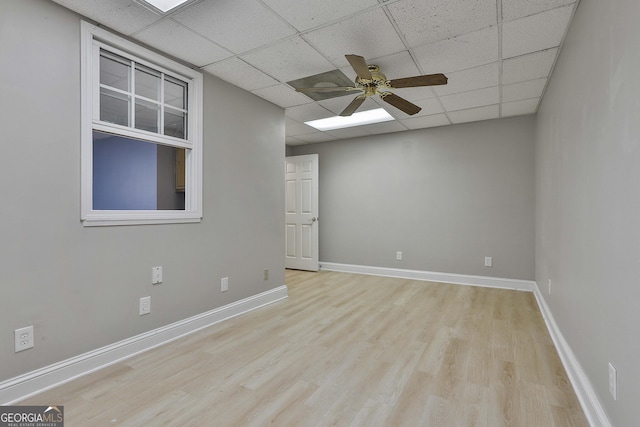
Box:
[138,0,191,13]
[305,108,395,131]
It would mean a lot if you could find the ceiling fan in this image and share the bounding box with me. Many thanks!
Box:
[294,54,448,117]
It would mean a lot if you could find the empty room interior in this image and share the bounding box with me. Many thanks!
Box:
[1,0,638,425]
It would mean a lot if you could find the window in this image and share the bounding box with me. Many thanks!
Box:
[81,21,202,226]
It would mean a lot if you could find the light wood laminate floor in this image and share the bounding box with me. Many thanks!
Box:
[21,270,588,426]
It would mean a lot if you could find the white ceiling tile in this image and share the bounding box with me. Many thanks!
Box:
[204,58,279,91]
[401,113,451,129]
[448,105,500,123]
[135,19,232,67]
[502,0,575,21]
[303,9,406,68]
[241,37,336,83]
[295,132,338,143]
[502,6,573,58]
[172,0,296,54]
[434,63,499,96]
[502,48,558,84]
[502,98,540,116]
[387,0,497,47]
[252,84,311,108]
[360,121,408,135]
[326,127,371,139]
[502,78,547,102]
[286,136,307,146]
[413,26,498,74]
[440,86,500,111]
[285,103,334,122]
[262,0,378,31]
[285,118,317,136]
[53,0,161,35]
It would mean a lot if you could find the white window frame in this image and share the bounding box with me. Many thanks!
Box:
[80,21,203,226]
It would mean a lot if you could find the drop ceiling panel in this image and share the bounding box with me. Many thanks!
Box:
[54,0,161,35]
[286,118,317,136]
[135,19,232,67]
[448,105,500,124]
[502,48,558,84]
[252,84,311,108]
[285,103,334,123]
[413,26,498,74]
[204,58,280,92]
[502,0,575,21]
[262,0,379,31]
[502,98,539,116]
[327,126,371,139]
[387,0,497,47]
[400,114,450,129]
[434,63,499,96]
[385,97,445,120]
[286,136,307,146]
[295,132,338,143]
[440,86,500,111]
[502,78,547,102]
[241,37,336,83]
[172,0,296,54]
[303,9,406,68]
[502,6,574,58]
[361,121,408,135]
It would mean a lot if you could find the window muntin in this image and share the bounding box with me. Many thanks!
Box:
[81,21,202,226]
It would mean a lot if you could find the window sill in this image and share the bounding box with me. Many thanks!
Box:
[82,211,202,227]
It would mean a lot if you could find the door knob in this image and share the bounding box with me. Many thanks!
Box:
[310,217,318,223]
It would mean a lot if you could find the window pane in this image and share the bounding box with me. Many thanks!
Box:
[135,65,160,101]
[165,76,187,109]
[100,88,130,126]
[164,108,186,139]
[135,98,159,133]
[100,51,130,91]
[93,131,185,211]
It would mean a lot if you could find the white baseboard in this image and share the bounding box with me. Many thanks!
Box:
[320,262,535,291]
[532,284,611,427]
[0,285,288,405]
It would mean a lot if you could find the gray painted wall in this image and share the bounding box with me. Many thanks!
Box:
[291,116,535,280]
[535,1,640,425]
[0,0,284,381]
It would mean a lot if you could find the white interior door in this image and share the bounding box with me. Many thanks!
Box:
[285,154,319,271]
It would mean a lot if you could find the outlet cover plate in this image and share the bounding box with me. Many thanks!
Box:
[152,266,163,284]
[221,277,228,292]
[15,326,34,352]
[139,296,151,315]
[484,257,493,267]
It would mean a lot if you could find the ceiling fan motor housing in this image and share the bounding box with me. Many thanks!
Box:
[355,65,390,96]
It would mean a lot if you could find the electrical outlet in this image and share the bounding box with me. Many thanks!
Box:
[484,257,493,267]
[548,279,552,295]
[396,251,403,261]
[609,362,617,400]
[152,266,163,285]
[139,296,151,315]
[221,277,228,292]
[264,269,269,281]
[15,326,34,352]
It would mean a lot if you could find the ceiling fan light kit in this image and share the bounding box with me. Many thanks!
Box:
[295,54,448,118]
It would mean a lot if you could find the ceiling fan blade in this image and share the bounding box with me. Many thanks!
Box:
[381,92,422,115]
[345,54,372,80]
[388,73,448,88]
[339,96,366,116]
[295,86,359,93]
